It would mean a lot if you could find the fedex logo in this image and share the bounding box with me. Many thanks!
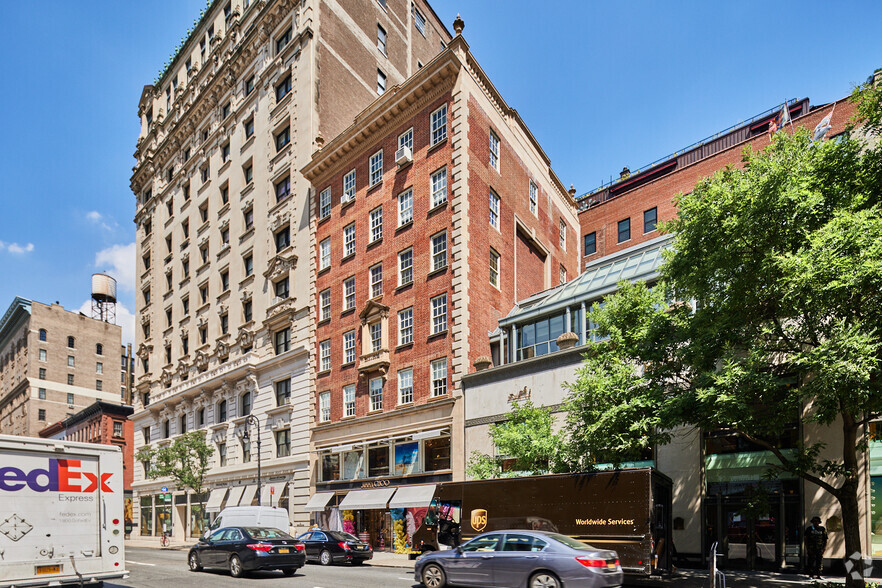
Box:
[0,459,113,493]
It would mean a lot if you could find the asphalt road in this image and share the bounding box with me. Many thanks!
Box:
[110,547,420,588]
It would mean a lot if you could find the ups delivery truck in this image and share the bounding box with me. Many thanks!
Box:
[412,468,672,576]
[0,435,129,587]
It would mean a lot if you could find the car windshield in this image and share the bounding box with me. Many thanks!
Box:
[244,527,293,539]
[327,531,359,542]
[546,533,596,551]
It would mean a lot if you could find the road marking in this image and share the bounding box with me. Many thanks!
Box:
[398,578,413,581]
[125,560,156,566]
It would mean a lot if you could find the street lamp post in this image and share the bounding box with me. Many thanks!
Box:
[244,415,262,505]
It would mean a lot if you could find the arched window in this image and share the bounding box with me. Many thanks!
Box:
[241,392,252,416]
[218,400,227,422]
[67,336,75,349]
[96,343,103,355]
[39,329,47,341]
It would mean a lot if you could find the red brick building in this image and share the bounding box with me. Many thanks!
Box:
[300,30,578,543]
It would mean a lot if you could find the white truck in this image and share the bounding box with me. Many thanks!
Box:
[0,435,128,587]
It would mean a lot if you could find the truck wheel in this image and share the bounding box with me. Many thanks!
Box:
[229,554,245,578]
[188,551,203,572]
[529,572,561,588]
[422,563,446,588]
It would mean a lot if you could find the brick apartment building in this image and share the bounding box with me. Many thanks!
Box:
[300,26,579,548]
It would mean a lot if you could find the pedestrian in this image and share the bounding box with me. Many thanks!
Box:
[804,516,828,579]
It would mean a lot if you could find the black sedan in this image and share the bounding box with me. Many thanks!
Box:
[296,530,373,565]
[414,530,623,588]
[188,526,306,577]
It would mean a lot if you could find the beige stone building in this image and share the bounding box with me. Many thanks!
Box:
[130,0,449,541]
[0,297,125,436]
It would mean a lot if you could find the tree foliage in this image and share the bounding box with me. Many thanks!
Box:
[136,430,215,495]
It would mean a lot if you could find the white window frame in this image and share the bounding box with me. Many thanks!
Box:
[398,307,413,346]
[343,223,356,258]
[398,368,414,405]
[343,384,356,417]
[319,237,331,270]
[430,105,447,145]
[529,180,538,216]
[319,391,331,423]
[431,232,447,271]
[431,358,447,397]
[489,129,500,171]
[489,190,500,229]
[370,263,383,298]
[320,340,331,372]
[431,167,447,208]
[369,321,382,352]
[320,288,331,321]
[343,277,356,310]
[369,150,383,186]
[369,377,383,412]
[559,218,567,250]
[319,187,331,219]
[377,24,387,54]
[560,264,567,285]
[413,5,426,36]
[343,330,356,364]
[431,293,447,334]
[399,248,413,286]
[370,206,383,242]
[490,248,500,288]
[398,128,413,151]
[377,69,387,95]
[398,188,413,226]
[342,169,356,203]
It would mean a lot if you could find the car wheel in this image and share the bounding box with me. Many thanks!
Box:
[282,568,296,576]
[320,549,332,566]
[188,551,203,572]
[229,554,245,578]
[529,571,561,588]
[422,563,446,588]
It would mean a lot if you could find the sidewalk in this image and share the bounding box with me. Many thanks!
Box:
[627,568,882,587]
[126,537,191,551]
[367,552,415,569]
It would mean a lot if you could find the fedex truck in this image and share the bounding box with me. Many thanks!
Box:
[0,435,128,587]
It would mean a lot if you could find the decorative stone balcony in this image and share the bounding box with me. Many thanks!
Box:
[358,349,390,379]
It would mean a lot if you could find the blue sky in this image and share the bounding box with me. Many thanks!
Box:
[0,1,879,345]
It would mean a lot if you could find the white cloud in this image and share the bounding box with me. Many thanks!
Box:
[2,242,35,254]
[86,211,117,232]
[77,300,136,347]
[94,243,136,292]
[86,211,102,221]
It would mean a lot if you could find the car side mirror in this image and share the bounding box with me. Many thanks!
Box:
[455,546,463,554]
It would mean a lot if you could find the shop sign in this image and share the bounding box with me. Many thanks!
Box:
[360,479,391,489]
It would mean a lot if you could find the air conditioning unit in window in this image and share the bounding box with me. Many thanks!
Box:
[395,146,413,166]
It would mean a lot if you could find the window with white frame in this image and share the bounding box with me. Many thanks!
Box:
[370,263,383,298]
[343,384,355,417]
[319,187,331,219]
[369,377,383,411]
[529,180,538,215]
[319,340,331,372]
[431,294,447,334]
[96,362,103,374]
[398,188,413,226]
[489,190,500,229]
[413,5,426,35]
[431,358,447,396]
[343,277,356,310]
[320,288,331,321]
[377,24,387,54]
[399,248,413,286]
[430,105,447,145]
[377,69,386,95]
[319,237,331,270]
[560,264,567,285]
[559,218,567,250]
[398,368,413,404]
[431,168,447,207]
[319,391,331,422]
[343,223,356,257]
[369,322,382,352]
[489,129,500,170]
[342,170,356,203]
[431,232,447,271]
[490,248,500,288]
[398,128,413,152]
[370,206,383,242]
[369,150,383,186]
[343,330,356,364]
[398,307,413,346]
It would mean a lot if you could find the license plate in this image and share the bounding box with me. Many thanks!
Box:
[607,563,616,570]
[278,548,290,553]
[36,565,61,575]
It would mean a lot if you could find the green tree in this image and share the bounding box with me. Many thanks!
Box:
[136,430,215,495]
[566,90,882,585]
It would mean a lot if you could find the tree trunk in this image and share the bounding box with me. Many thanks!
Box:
[839,481,865,588]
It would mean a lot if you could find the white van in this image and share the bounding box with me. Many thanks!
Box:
[206,506,290,537]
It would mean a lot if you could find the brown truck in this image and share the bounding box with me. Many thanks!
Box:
[412,467,672,576]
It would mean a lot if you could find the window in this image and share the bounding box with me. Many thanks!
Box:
[320,288,331,321]
[241,391,252,415]
[218,443,227,466]
[343,385,355,417]
[413,5,426,35]
[529,180,538,215]
[369,151,383,186]
[370,322,382,352]
[220,313,229,334]
[342,170,356,203]
[68,355,75,368]
[398,189,413,226]
[343,223,356,257]
[274,277,290,300]
[163,419,170,438]
[221,185,230,205]
[245,75,255,96]
[143,287,151,306]
[275,379,291,405]
[489,130,500,170]
[243,207,254,229]
[377,24,387,54]
[38,409,46,421]
[39,368,46,380]
[243,300,252,322]
[584,232,597,256]
[96,362,103,374]
[275,75,292,102]
[644,207,658,233]
[398,307,413,346]
[319,187,331,219]
[244,163,253,184]
[276,428,291,457]
[398,128,413,152]
[431,294,447,334]
[200,284,209,304]
[244,117,254,139]
[275,126,290,151]
[559,218,567,250]
[244,254,254,276]
[430,105,447,145]
[320,391,331,422]
[431,168,447,207]
[274,328,290,354]
[39,329,47,341]
[38,388,46,400]
[431,232,447,271]
[275,226,290,251]
[490,249,500,288]
[370,263,383,298]
[67,392,75,405]
[618,218,631,243]
[179,414,187,434]
[221,227,230,246]
[369,377,383,411]
[199,326,207,344]
[221,142,230,162]
[201,165,209,183]
[560,265,567,285]
[275,175,291,201]
[319,238,331,270]
[67,336,75,349]
[276,26,292,54]
[199,204,209,223]
[398,248,413,286]
[377,69,386,95]
[320,340,331,372]
[393,368,414,405]
[222,102,231,120]
[221,270,229,291]
[489,190,500,229]
[343,330,356,364]
[343,277,356,310]
[218,400,228,422]
[517,312,568,359]
[431,358,447,396]
[39,349,46,362]
[370,207,383,242]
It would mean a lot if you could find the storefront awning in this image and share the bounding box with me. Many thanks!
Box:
[239,485,257,507]
[387,484,436,509]
[338,487,397,510]
[205,488,227,513]
[226,486,245,508]
[304,492,336,512]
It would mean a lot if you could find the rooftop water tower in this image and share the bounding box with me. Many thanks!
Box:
[91,273,117,324]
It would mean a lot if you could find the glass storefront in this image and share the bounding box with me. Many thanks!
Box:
[140,496,153,536]
[868,424,882,556]
[155,493,173,536]
[318,437,452,482]
[190,492,209,538]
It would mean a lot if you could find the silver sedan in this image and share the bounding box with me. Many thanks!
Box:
[414,530,623,588]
